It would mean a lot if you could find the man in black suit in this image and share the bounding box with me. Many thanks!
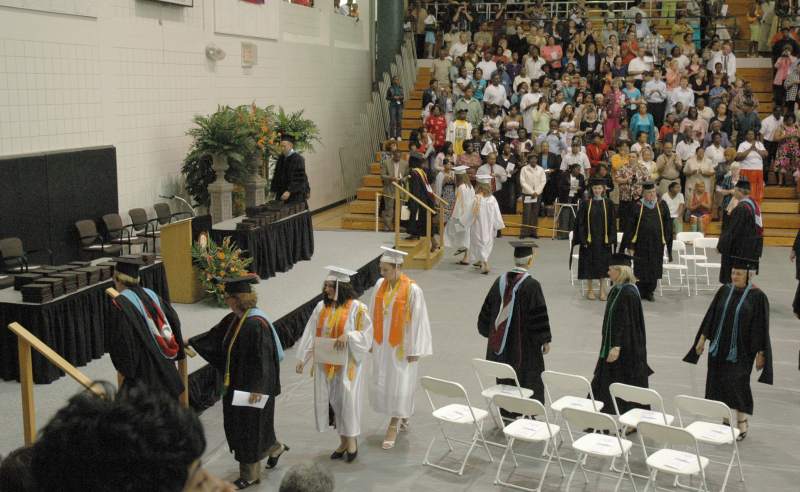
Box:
[422,79,440,111]
[270,134,310,205]
[538,141,562,211]
[556,163,585,239]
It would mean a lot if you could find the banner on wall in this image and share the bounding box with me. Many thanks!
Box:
[241,0,265,3]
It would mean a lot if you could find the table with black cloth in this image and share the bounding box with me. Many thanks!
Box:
[210,210,314,280]
[0,261,169,384]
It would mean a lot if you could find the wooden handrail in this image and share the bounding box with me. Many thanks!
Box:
[105,287,190,408]
[391,182,436,215]
[8,321,104,445]
[429,189,448,207]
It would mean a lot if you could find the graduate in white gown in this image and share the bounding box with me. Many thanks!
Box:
[369,247,433,450]
[296,266,373,463]
[444,165,475,263]
[468,174,506,274]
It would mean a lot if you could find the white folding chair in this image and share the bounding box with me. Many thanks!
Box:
[638,421,710,492]
[561,407,638,492]
[568,231,581,290]
[420,376,494,476]
[677,231,706,284]
[693,237,721,294]
[542,371,603,452]
[609,383,675,477]
[617,232,624,244]
[661,240,691,297]
[472,358,534,430]
[674,395,744,491]
[553,200,578,239]
[492,394,566,492]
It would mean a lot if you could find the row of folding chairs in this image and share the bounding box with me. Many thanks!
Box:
[421,361,744,492]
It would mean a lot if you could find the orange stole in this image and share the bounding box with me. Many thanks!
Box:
[316,301,356,381]
[372,275,412,356]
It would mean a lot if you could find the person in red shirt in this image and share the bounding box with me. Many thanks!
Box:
[586,132,608,175]
[425,105,447,151]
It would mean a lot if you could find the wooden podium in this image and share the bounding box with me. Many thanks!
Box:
[160,218,204,304]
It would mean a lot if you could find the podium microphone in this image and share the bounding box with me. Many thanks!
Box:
[159,195,196,218]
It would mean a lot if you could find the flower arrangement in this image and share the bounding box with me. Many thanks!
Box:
[191,235,253,306]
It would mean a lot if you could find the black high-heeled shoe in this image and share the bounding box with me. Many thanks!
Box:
[265,443,289,469]
[330,448,346,460]
[345,442,358,463]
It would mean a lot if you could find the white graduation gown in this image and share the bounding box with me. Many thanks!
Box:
[296,300,373,437]
[467,194,505,262]
[369,278,433,418]
[443,183,475,249]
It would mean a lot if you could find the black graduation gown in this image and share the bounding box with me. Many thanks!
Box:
[270,152,310,204]
[717,201,763,284]
[621,200,673,283]
[591,284,654,414]
[108,287,185,399]
[573,197,617,279]
[478,273,552,401]
[683,285,773,415]
[407,167,437,237]
[190,313,281,463]
[794,230,800,316]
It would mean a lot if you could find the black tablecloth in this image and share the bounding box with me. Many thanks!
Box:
[210,211,314,280]
[0,262,169,383]
[188,255,382,411]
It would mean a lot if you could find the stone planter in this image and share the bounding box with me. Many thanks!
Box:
[208,153,234,224]
[245,154,268,209]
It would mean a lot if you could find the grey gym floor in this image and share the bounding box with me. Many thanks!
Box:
[2,231,798,491]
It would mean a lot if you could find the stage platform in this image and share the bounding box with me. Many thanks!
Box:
[0,230,393,454]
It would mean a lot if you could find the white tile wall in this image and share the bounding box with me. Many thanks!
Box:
[0,0,371,213]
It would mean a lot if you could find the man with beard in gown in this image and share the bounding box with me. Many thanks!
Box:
[572,176,617,301]
[684,256,773,441]
[717,179,763,284]
[591,253,654,418]
[189,275,287,489]
[478,241,552,407]
[621,181,672,302]
[108,257,186,400]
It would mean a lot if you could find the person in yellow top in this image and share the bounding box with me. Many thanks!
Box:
[671,14,694,45]
[296,266,373,463]
[610,143,631,171]
[369,247,433,450]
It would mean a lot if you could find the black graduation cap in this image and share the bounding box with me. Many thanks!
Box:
[642,181,656,191]
[114,257,144,279]
[279,134,295,144]
[509,240,538,258]
[217,274,259,294]
[735,179,751,191]
[730,255,759,271]
[609,253,635,267]
[589,177,606,186]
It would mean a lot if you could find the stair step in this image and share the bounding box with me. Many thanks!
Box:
[356,187,381,201]
[362,174,382,187]
[370,162,381,174]
[402,120,421,130]
[403,109,421,119]
[764,236,795,246]
[348,200,377,214]
[763,227,798,237]
[763,212,800,228]
[761,200,800,214]
[764,187,797,199]
[407,100,422,110]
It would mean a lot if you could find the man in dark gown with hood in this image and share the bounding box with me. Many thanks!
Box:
[189,275,286,489]
[478,240,552,403]
[572,176,617,300]
[108,257,186,400]
[717,179,763,284]
[621,181,672,302]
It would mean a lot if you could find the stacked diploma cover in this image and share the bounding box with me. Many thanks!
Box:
[73,267,101,285]
[38,278,65,298]
[49,272,79,294]
[21,283,54,303]
[14,273,44,290]
[240,200,307,230]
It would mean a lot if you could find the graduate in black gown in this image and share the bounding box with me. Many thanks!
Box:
[270,134,310,205]
[717,180,763,284]
[478,241,552,403]
[189,275,287,489]
[108,257,186,399]
[683,257,773,440]
[406,155,438,243]
[621,181,672,302]
[591,253,654,415]
[572,176,617,301]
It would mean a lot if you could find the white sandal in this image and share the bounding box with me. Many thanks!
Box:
[382,425,398,450]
